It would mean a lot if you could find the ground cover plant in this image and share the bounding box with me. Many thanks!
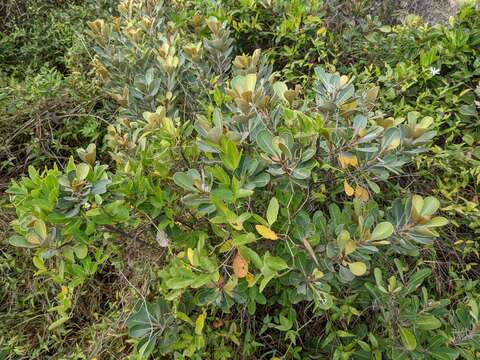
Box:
[1,0,480,359]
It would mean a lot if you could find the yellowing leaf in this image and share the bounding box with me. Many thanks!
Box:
[355,185,369,202]
[231,222,243,231]
[195,312,206,335]
[340,75,349,87]
[344,180,354,196]
[232,252,249,278]
[349,261,367,276]
[344,240,357,255]
[312,268,324,279]
[411,194,424,221]
[255,224,278,240]
[33,219,47,239]
[387,137,401,150]
[26,233,41,245]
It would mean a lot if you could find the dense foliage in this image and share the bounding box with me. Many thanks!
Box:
[1,0,480,359]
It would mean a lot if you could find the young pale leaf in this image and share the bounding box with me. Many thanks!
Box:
[266,197,279,225]
[76,163,90,181]
[420,196,440,217]
[73,244,88,259]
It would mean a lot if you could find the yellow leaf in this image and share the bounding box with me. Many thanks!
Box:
[195,312,206,335]
[338,154,348,168]
[255,224,278,240]
[338,152,358,168]
[219,240,233,253]
[232,252,249,278]
[349,261,367,276]
[344,180,354,196]
[355,185,369,202]
[350,155,359,168]
[187,248,194,265]
[245,273,256,287]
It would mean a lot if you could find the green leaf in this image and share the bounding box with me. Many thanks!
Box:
[274,314,293,331]
[9,235,37,248]
[256,130,279,157]
[420,197,440,217]
[220,137,241,171]
[399,326,416,351]
[173,172,198,192]
[406,268,432,293]
[73,244,88,259]
[232,233,256,246]
[366,179,380,194]
[33,256,46,270]
[415,314,442,330]
[427,217,448,227]
[165,277,194,289]
[48,316,69,331]
[273,81,288,102]
[370,222,394,241]
[266,197,279,226]
[238,246,263,270]
[259,273,275,293]
[264,254,288,272]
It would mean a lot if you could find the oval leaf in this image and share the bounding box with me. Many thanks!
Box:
[399,326,417,351]
[255,224,278,240]
[349,261,367,276]
[371,222,394,241]
[232,252,249,278]
[266,197,279,226]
